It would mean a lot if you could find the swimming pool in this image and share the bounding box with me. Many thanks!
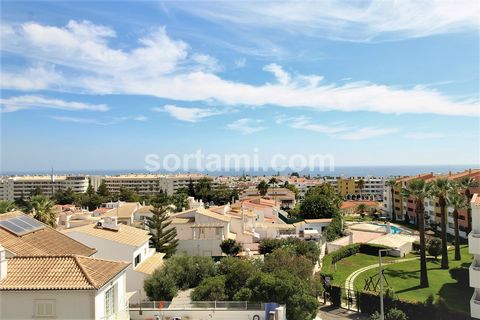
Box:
[372,223,411,235]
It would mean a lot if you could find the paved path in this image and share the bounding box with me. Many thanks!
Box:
[344,257,419,292]
[168,289,193,309]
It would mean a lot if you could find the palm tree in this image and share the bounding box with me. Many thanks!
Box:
[356,203,368,215]
[427,178,451,270]
[269,177,278,202]
[447,185,467,261]
[0,200,16,214]
[257,180,269,197]
[385,178,397,222]
[28,195,56,227]
[357,179,365,198]
[402,179,429,288]
[459,176,479,233]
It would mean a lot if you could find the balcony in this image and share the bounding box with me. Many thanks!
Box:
[471,290,480,319]
[470,261,480,289]
[469,232,480,255]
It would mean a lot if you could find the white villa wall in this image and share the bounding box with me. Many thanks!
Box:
[94,272,128,320]
[0,290,94,319]
[176,239,223,256]
[64,231,150,300]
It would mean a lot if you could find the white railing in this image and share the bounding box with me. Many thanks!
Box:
[129,301,265,311]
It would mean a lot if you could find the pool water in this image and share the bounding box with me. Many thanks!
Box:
[373,223,410,235]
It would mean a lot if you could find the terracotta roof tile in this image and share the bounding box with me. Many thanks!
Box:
[0,212,96,257]
[0,255,129,290]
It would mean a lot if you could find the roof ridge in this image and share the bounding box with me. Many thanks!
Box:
[73,255,98,289]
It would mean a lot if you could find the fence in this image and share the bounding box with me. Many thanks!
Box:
[324,285,470,320]
[130,301,265,311]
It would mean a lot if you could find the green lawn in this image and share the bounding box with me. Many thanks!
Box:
[330,253,397,286]
[355,245,472,314]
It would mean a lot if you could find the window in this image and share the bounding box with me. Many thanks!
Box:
[134,254,141,267]
[105,286,115,317]
[35,300,55,317]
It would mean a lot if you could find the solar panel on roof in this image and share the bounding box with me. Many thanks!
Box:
[0,215,44,236]
[0,220,25,235]
[17,215,44,228]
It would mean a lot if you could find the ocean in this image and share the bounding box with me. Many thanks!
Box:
[1,164,477,177]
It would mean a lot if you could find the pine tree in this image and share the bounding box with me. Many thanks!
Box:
[97,181,110,198]
[146,200,178,258]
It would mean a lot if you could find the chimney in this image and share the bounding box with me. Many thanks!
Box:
[0,245,7,280]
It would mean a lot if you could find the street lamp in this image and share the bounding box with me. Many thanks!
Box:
[378,248,399,320]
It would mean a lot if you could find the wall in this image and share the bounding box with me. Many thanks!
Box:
[0,290,94,319]
[95,272,129,320]
[176,239,223,256]
[130,309,267,320]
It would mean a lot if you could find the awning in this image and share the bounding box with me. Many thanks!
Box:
[125,291,136,301]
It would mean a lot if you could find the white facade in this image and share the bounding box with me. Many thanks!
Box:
[0,175,89,200]
[469,194,480,319]
[0,271,128,320]
[64,229,155,300]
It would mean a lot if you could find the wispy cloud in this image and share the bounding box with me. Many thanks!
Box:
[0,95,109,113]
[234,58,246,68]
[276,114,397,140]
[339,127,399,140]
[154,104,224,122]
[1,64,62,91]
[404,132,444,140]
[2,20,478,117]
[51,115,147,125]
[227,118,264,135]
[173,1,480,42]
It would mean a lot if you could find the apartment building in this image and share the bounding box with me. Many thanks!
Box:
[240,187,296,208]
[0,175,89,201]
[323,175,386,200]
[102,173,207,196]
[384,169,480,239]
[469,193,480,319]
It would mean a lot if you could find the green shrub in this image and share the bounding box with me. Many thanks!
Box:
[330,285,342,307]
[191,275,227,301]
[144,270,178,301]
[320,244,360,279]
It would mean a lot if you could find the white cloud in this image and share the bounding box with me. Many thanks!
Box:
[174,1,480,42]
[234,58,246,68]
[2,20,478,117]
[404,132,444,139]
[155,104,223,122]
[276,114,396,140]
[1,64,62,91]
[263,63,290,85]
[339,127,399,140]
[133,115,148,121]
[51,116,99,124]
[227,118,264,134]
[0,95,109,113]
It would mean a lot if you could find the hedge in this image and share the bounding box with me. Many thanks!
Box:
[320,243,392,279]
[358,289,469,320]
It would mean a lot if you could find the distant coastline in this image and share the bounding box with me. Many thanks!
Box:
[1,164,477,177]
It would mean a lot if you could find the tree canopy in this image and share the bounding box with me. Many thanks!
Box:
[300,184,343,219]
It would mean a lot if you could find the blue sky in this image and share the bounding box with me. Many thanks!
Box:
[1,1,479,172]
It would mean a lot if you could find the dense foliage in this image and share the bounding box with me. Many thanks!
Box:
[220,239,242,256]
[258,237,321,264]
[300,184,343,219]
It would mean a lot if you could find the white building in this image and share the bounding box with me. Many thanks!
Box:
[0,248,130,320]
[0,175,89,200]
[102,173,207,196]
[63,217,164,300]
[469,193,480,319]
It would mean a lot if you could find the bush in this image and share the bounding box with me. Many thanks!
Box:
[162,254,217,289]
[369,308,409,320]
[320,244,360,279]
[326,214,343,242]
[144,270,178,301]
[191,275,228,301]
[427,238,442,260]
[412,241,420,252]
[220,239,242,256]
[330,285,342,307]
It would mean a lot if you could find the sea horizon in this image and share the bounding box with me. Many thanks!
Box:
[1,164,477,178]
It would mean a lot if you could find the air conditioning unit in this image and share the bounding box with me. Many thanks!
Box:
[95,217,120,231]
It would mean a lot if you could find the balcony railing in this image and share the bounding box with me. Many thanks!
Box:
[129,301,265,311]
